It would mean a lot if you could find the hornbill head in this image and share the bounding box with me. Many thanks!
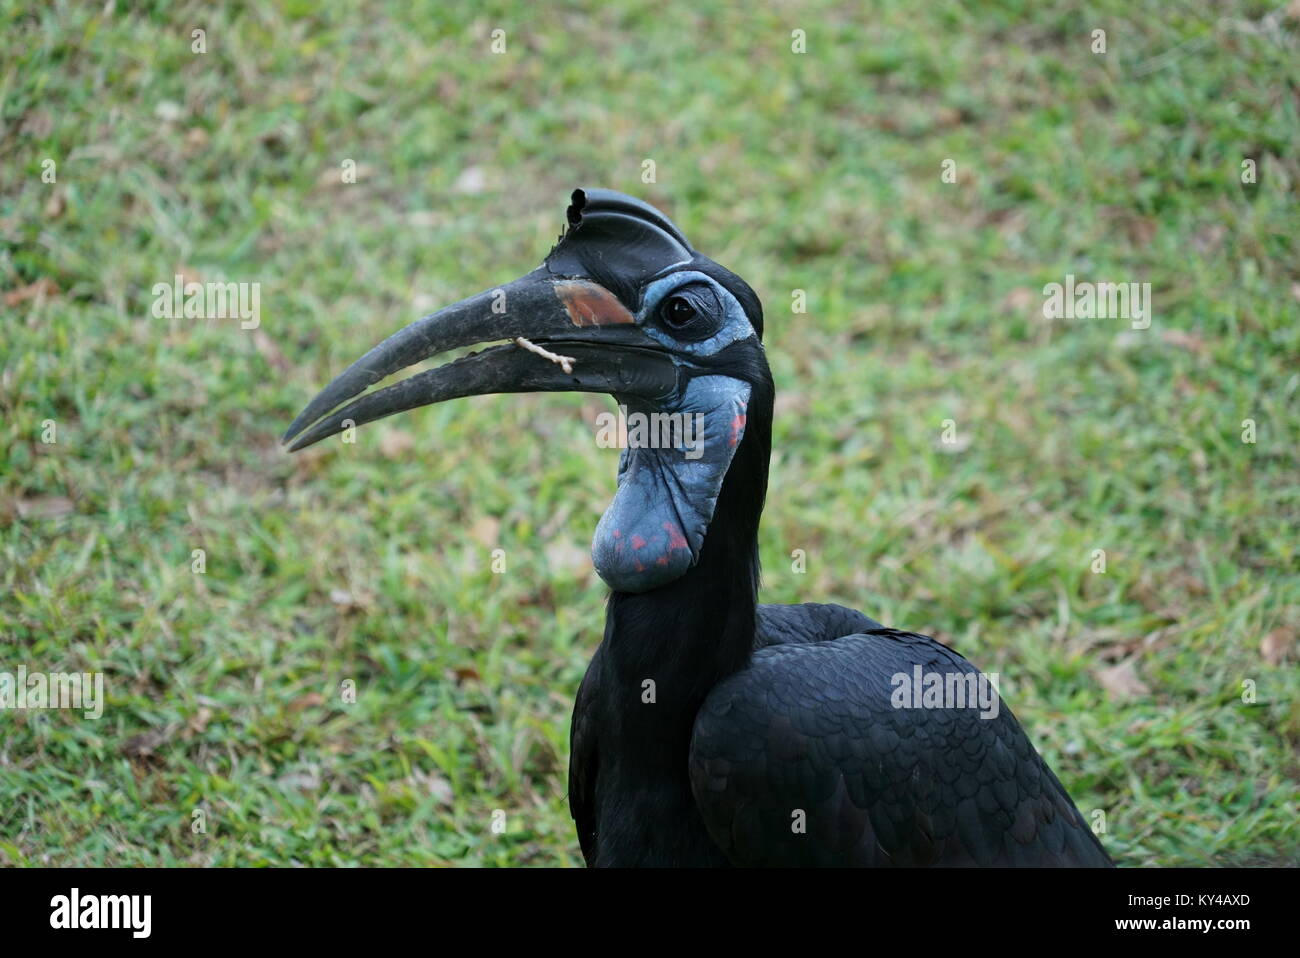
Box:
[284,188,769,593]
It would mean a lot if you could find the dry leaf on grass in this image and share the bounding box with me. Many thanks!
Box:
[289,692,326,713]
[122,725,179,767]
[328,589,371,612]
[378,428,415,459]
[452,666,481,684]
[1000,287,1037,315]
[469,516,501,547]
[186,706,213,736]
[1261,628,1295,666]
[16,496,74,518]
[4,278,59,307]
[1095,660,1150,701]
[1159,329,1210,356]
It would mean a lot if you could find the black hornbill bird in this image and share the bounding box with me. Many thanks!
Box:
[284,188,1112,867]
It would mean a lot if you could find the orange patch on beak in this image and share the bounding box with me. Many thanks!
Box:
[554,280,635,327]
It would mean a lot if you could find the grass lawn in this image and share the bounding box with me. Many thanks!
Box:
[1,0,1297,866]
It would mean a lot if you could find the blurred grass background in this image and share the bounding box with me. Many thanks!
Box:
[2,0,1298,866]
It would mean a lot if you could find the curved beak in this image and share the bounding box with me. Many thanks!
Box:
[282,269,678,451]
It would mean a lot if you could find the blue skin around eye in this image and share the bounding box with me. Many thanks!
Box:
[637,270,756,356]
[590,271,757,593]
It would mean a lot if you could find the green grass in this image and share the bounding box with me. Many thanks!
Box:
[2,0,1297,867]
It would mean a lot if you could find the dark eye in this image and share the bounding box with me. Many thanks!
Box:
[663,295,697,328]
[655,284,721,339]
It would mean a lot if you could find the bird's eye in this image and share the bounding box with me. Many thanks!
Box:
[655,284,721,339]
[663,296,697,328]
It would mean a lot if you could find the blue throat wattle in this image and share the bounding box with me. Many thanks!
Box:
[592,376,751,593]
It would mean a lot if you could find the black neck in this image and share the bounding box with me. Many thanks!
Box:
[599,382,773,747]
[585,355,773,866]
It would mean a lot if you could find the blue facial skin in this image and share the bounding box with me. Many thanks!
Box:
[591,270,757,593]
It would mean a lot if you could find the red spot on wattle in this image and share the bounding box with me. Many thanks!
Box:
[656,556,669,566]
[729,412,747,447]
[631,535,646,550]
[663,522,689,551]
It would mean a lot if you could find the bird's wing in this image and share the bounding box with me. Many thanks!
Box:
[689,625,1112,866]
[568,649,602,866]
[755,602,884,647]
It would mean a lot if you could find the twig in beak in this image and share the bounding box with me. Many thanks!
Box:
[514,337,576,374]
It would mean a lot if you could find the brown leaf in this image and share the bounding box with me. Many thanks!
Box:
[288,692,326,713]
[328,588,370,612]
[423,773,454,806]
[1126,217,1158,245]
[4,278,59,307]
[469,516,501,547]
[452,666,481,684]
[122,725,178,766]
[1261,627,1295,666]
[174,264,205,287]
[16,496,74,518]
[1159,329,1209,356]
[1000,287,1037,315]
[44,191,66,219]
[378,427,415,459]
[1095,660,1150,701]
[187,706,213,735]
